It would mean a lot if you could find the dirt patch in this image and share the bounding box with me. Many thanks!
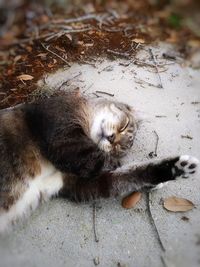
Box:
[0,0,199,108]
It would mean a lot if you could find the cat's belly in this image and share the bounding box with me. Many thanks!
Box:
[28,160,64,201]
[0,161,63,232]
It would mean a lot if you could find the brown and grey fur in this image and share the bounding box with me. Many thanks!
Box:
[0,91,198,232]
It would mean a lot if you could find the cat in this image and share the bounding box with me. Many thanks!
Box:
[0,90,198,232]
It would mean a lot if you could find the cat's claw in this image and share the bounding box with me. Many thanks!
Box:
[173,155,199,179]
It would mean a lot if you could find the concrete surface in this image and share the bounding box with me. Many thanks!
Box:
[0,43,200,267]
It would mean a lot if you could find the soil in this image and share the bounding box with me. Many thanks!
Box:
[0,0,199,109]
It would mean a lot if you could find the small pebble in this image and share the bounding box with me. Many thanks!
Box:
[93,257,100,265]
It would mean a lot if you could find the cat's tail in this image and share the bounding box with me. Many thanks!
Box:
[66,155,199,202]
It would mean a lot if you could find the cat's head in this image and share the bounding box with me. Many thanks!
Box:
[90,99,138,157]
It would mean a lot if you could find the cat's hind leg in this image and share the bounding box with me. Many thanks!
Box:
[0,165,63,233]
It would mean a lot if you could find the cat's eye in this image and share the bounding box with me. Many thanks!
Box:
[119,117,129,132]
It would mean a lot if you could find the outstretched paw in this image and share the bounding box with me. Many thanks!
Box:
[149,155,199,190]
[173,155,199,179]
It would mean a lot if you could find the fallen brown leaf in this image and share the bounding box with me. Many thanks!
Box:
[36,53,47,58]
[122,192,142,209]
[132,38,145,44]
[14,55,22,63]
[17,74,34,81]
[163,196,195,212]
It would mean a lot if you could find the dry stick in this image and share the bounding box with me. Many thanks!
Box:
[107,49,130,58]
[45,27,93,41]
[146,192,166,253]
[160,255,168,267]
[134,60,173,69]
[149,48,163,89]
[135,78,161,89]
[51,12,115,25]
[95,91,114,97]
[92,93,101,98]
[153,130,159,156]
[93,202,99,242]
[155,115,167,118]
[57,72,82,90]
[83,83,94,94]
[9,27,93,45]
[103,27,123,32]
[146,130,168,267]
[9,32,58,45]
[41,43,71,67]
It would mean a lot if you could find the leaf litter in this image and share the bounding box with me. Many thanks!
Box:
[163,196,195,212]
[0,0,200,109]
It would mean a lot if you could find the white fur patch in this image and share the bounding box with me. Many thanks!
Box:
[0,161,63,233]
[152,182,169,190]
[90,104,122,146]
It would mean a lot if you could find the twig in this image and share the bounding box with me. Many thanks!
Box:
[92,93,101,98]
[93,202,99,242]
[181,135,193,140]
[191,101,200,105]
[162,53,176,61]
[57,72,82,90]
[134,60,173,69]
[0,95,12,105]
[79,60,96,67]
[160,255,168,267]
[155,115,167,118]
[135,78,161,89]
[146,192,166,252]
[83,83,94,94]
[149,130,159,158]
[96,91,114,97]
[107,49,130,58]
[153,130,159,156]
[103,27,123,33]
[44,27,93,41]
[51,12,116,25]
[149,48,163,89]
[7,27,93,45]
[123,25,135,37]
[41,43,71,67]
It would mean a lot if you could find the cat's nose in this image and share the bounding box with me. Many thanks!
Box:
[107,134,116,144]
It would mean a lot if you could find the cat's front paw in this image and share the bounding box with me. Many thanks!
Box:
[152,155,198,191]
[173,155,199,179]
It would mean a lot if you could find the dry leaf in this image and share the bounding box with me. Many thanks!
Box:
[17,74,34,81]
[36,53,47,58]
[132,38,145,44]
[66,34,73,42]
[78,41,84,46]
[163,196,195,212]
[14,55,22,63]
[122,192,142,209]
[85,43,94,47]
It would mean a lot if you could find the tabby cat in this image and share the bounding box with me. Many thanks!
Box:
[0,91,198,232]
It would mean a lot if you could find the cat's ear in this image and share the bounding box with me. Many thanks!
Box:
[110,103,121,114]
